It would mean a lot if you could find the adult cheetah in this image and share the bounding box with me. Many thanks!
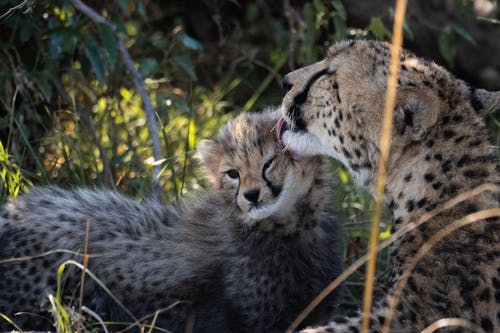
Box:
[278,40,499,332]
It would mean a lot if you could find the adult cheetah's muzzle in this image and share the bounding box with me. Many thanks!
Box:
[287,104,307,131]
[276,117,303,161]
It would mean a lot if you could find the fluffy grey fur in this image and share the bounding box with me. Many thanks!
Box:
[0,109,343,332]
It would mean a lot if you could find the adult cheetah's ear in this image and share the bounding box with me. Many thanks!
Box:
[471,88,500,117]
[196,139,223,184]
[394,88,440,142]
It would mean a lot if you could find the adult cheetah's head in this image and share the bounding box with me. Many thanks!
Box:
[197,108,327,226]
[278,39,500,188]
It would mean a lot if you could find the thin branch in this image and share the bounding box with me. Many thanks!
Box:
[68,0,162,194]
[0,0,31,21]
[52,77,114,188]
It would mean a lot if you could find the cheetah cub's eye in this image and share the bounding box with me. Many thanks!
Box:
[225,169,240,179]
[262,156,276,174]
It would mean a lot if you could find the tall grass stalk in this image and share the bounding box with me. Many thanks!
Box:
[361,1,407,332]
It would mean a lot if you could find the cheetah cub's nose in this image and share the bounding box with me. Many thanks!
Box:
[243,188,260,204]
[282,74,293,92]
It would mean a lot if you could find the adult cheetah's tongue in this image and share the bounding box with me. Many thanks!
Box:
[277,117,303,161]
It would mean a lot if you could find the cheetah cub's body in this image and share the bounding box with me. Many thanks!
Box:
[279,40,500,332]
[0,108,343,332]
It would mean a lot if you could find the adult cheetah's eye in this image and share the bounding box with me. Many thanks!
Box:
[226,169,240,179]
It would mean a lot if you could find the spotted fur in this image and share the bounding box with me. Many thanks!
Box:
[0,108,343,332]
[279,40,500,333]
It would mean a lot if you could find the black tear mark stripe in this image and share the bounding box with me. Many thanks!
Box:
[293,68,335,106]
[261,156,282,197]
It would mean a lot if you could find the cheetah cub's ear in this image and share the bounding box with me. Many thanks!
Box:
[473,88,500,116]
[394,88,440,143]
[196,139,223,186]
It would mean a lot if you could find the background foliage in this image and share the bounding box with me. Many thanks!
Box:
[0,0,499,314]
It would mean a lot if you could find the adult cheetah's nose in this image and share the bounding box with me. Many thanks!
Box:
[243,188,260,204]
[283,74,293,92]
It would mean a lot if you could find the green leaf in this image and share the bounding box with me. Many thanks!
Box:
[84,38,106,84]
[115,0,129,15]
[453,25,477,46]
[138,57,159,79]
[438,26,456,68]
[172,54,197,80]
[331,0,346,20]
[37,77,52,100]
[99,23,117,68]
[19,22,33,43]
[403,19,414,40]
[369,17,389,40]
[110,12,127,34]
[177,32,203,51]
[48,32,63,60]
[331,0,347,42]
[303,3,317,62]
[136,0,146,16]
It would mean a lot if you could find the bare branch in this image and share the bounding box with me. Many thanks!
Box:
[0,0,32,21]
[68,0,162,194]
[52,77,115,188]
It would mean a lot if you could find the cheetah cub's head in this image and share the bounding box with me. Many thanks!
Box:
[197,108,326,225]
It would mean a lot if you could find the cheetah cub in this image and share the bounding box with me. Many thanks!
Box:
[0,108,343,332]
[278,40,499,332]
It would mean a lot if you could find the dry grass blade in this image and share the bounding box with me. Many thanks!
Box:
[58,260,139,326]
[381,208,500,333]
[361,0,407,332]
[0,249,98,264]
[146,310,160,333]
[0,312,23,331]
[120,301,184,333]
[284,183,499,333]
[420,318,485,333]
[76,220,90,333]
[81,306,110,333]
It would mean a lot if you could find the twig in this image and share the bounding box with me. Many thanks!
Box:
[0,0,31,21]
[52,77,114,188]
[68,0,162,194]
[361,1,407,332]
